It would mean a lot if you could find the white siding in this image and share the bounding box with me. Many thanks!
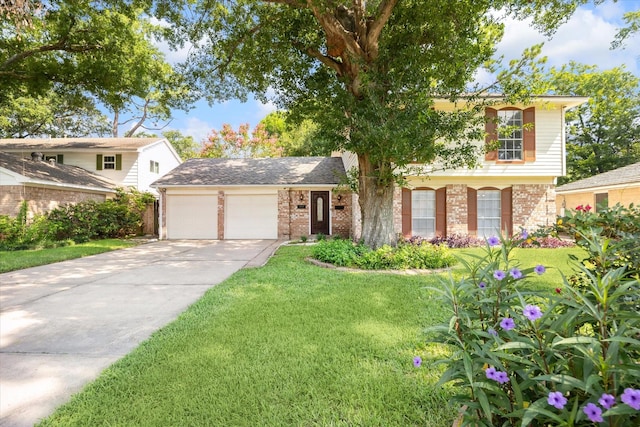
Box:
[138,140,182,193]
[414,106,565,178]
[1,139,181,193]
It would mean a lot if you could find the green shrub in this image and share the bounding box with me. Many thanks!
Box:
[0,188,155,250]
[311,238,367,266]
[0,202,50,250]
[556,203,640,281]
[311,238,457,270]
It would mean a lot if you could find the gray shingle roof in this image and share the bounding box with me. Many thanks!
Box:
[152,157,346,186]
[556,162,640,192]
[0,137,165,151]
[0,151,117,191]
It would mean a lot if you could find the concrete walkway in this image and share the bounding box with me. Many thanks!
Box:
[0,239,282,427]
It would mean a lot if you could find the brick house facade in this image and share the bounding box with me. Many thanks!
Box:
[1,152,117,219]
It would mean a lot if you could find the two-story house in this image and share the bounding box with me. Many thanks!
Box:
[0,137,182,195]
[151,96,587,240]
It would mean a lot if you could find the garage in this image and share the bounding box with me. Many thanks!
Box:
[225,194,278,239]
[166,194,218,239]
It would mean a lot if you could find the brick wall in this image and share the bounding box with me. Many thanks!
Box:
[0,185,107,219]
[277,189,352,239]
[278,189,310,239]
[512,184,555,232]
[446,184,468,235]
[331,191,351,238]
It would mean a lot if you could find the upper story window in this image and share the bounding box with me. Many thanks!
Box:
[96,154,121,171]
[485,107,535,163]
[103,155,116,169]
[498,110,523,160]
[150,160,159,173]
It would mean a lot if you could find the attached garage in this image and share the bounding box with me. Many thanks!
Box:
[166,194,218,239]
[225,193,278,239]
[152,157,349,240]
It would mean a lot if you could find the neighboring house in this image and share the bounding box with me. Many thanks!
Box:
[153,96,588,241]
[152,157,351,239]
[0,151,117,218]
[0,137,182,194]
[555,162,640,215]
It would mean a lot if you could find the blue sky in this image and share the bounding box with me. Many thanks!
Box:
[145,1,640,144]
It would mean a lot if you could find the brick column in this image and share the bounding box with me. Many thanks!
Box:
[446,184,468,235]
[217,191,225,239]
[277,190,291,239]
[512,184,555,231]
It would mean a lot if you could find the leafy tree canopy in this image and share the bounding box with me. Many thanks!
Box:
[0,0,196,138]
[147,0,599,247]
[162,130,200,160]
[545,62,640,185]
[0,86,111,138]
[200,123,282,158]
[260,111,325,156]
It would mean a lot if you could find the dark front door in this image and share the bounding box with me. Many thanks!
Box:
[311,191,330,235]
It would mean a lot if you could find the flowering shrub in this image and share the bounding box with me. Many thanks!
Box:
[311,237,457,270]
[555,203,640,276]
[427,231,640,426]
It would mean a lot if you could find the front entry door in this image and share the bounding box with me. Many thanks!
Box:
[311,191,330,235]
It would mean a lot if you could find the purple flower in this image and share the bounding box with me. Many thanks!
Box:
[583,403,603,423]
[534,264,546,275]
[621,388,640,410]
[521,229,529,239]
[509,268,523,279]
[494,270,506,281]
[598,393,616,410]
[487,236,500,246]
[494,371,510,384]
[523,304,543,321]
[413,356,422,368]
[478,281,486,289]
[548,391,568,410]
[488,328,498,336]
[485,367,509,384]
[500,317,515,331]
[485,366,497,380]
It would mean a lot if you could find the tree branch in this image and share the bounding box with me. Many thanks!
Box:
[1,41,102,70]
[365,0,398,59]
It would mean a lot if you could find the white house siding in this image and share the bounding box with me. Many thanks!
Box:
[422,107,564,178]
[138,141,182,193]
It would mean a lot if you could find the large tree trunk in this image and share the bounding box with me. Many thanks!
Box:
[358,153,396,249]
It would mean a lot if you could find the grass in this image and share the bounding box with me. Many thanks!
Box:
[37,244,583,426]
[0,239,138,273]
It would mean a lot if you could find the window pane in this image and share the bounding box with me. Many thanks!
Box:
[477,190,501,238]
[497,110,523,160]
[104,156,115,170]
[412,190,436,237]
[317,197,323,221]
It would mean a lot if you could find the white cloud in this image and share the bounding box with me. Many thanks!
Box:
[149,17,192,65]
[496,7,639,75]
[254,99,278,121]
[178,117,214,144]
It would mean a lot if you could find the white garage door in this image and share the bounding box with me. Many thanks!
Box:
[225,194,278,239]
[166,195,218,239]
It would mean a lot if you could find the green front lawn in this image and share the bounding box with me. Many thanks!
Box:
[38,245,583,426]
[0,239,138,273]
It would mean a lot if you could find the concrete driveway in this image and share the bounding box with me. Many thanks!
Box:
[0,239,280,427]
